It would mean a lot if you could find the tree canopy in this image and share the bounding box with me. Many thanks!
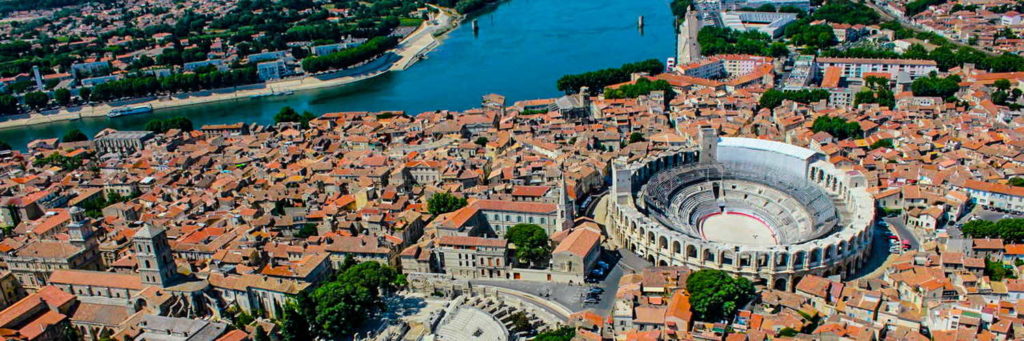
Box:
[910,74,960,100]
[61,129,88,143]
[145,117,194,133]
[853,76,895,108]
[556,59,664,95]
[506,223,552,268]
[273,106,317,128]
[697,26,788,57]
[961,218,1024,242]
[811,115,863,140]
[604,78,674,101]
[301,36,399,73]
[427,192,468,215]
[759,89,830,109]
[534,326,575,341]
[686,269,755,321]
[280,261,404,339]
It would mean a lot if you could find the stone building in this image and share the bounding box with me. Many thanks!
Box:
[94,131,153,154]
[434,236,508,280]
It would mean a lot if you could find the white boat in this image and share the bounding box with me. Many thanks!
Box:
[107,105,153,118]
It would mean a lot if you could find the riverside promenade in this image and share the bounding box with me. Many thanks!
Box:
[0,8,456,130]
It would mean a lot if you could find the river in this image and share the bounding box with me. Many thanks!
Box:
[0,0,675,149]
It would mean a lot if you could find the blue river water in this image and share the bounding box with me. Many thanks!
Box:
[0,0,675,148]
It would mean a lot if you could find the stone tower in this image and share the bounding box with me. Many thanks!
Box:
[677,6,702,64]
[699,128,718,164]
[67,207,96,250]
[134,224,176,287]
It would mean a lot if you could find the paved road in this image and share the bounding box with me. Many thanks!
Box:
[583,191,608,218]
[863,0,995,55]
[884,216,920,250]
[471,261,624,315]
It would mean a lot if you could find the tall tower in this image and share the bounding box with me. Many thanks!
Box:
[134,224,177,287]
[677,7,702,64]
[32,66,43,90]
[699,128,718,164]
[67,207,96,250]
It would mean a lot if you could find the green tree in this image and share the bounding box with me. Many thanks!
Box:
[145,116,194,133]
[0,94,19,115]
[273,106,316,128]
[280,291,315,341]
[534,327,575,341]
[811,116,863,140]
[54,88,71,106]
[474,137,489,146]
[253,326,271,341]
[427,192,468,215]
[311,262,404,338]
[294,223,318,238]
[506,223,551,268]
[509,311,532,333]
[759,89,830,109]
[604,78,675,101]
[628,132,645,143]
[61,129,88,142]
[911,74,961,99]
[686,269,755,321]
[995,78,1012,91]
[301,36,400,73]
[556,59,664,94]
[870,138,894,150]
[78,88,91,102]
[23,91,49,110]
[1010,177,1024,187]
[985,257,1016,281]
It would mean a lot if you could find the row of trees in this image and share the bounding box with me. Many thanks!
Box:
[279,260,405,340]
[697,26,788,58]
[905,0,947,16]
[426,192,468,215]
[88,68,259,102]
[758,89,830,109]
[273,106,317,129]
[811,115,863,140]
[853,76,895,108]
[961,218,1024,242]
[910,74,960,99]
[300,36,399,73]
[555,59,664,95]
[604,78,674,100]
[809,0,880,25]
[991,78,1023,108]
[145,117,194,133]
[825,23,1024,73]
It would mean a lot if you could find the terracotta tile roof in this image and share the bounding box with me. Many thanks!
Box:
[48,269,143,290]
[553,227,600,258]
[437,235,507,248]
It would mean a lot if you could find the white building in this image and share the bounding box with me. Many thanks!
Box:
[257,61,288,81]
[958,180,1024,214]
[720,11,797,38]
[814,57,938,82]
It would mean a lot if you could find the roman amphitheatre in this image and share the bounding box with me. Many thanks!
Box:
[606,129,875,290]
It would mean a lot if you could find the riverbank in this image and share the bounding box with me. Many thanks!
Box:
[0,7,458,131]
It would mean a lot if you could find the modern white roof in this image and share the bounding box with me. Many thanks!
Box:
[719,137,818,160]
